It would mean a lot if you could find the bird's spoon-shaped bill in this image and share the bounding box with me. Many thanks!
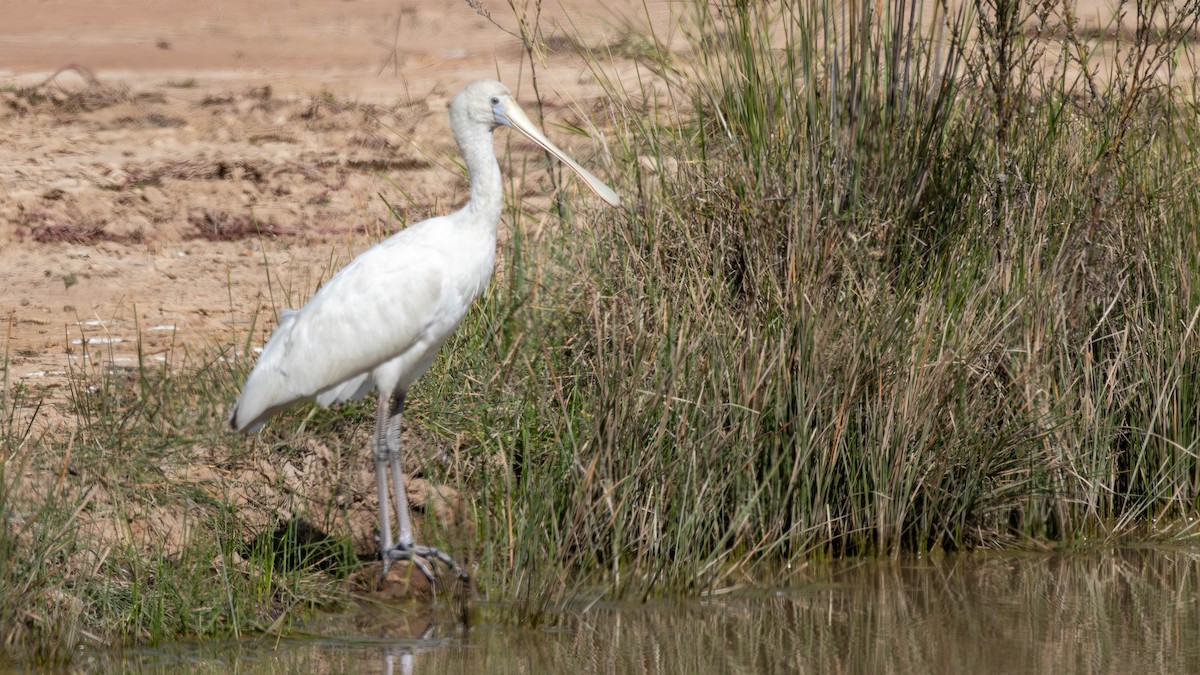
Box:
[498,98,621,208]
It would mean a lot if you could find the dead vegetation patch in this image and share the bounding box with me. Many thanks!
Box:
[107,113,187,130]
[2,64,169,117]
[186,210,300,241]
[247,131,298,145]
[121,159,270,187]
[15,210,144,245]
[344,157,430,173]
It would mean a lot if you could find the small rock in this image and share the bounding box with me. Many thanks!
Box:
[369,561,435,603]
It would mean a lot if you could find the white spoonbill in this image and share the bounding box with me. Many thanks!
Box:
[229,79,620,588]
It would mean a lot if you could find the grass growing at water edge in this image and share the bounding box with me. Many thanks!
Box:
[0,338,368,664]
[455,0,1200,609]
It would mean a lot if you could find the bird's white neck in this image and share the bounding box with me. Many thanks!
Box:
[456,122,504,229]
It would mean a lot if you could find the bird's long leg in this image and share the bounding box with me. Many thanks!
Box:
[384,392,417,549]
[373,392,397,575]
[382,391,470,588]
[382,392,434,582]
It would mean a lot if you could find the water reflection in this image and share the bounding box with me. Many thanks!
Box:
[379,622,434,675]
[104,548,1200,674]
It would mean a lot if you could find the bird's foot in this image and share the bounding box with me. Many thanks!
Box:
[382,544,471,621]
[382,544,470,586]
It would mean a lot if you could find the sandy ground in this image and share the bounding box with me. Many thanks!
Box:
[0,0,660,402]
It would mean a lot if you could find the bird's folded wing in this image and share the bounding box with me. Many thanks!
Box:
[231,238,446,432]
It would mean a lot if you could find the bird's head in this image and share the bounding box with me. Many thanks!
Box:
[451,79,514,130]
[450,79,621,207]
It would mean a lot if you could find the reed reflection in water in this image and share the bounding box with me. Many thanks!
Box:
[112,548,1200,674]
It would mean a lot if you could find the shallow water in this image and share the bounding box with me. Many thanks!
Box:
[97,548,1200,674]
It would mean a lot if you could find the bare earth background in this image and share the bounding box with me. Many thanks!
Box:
[0,0,664,403]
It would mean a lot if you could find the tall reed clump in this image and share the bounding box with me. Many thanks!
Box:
[438,0,1200,609]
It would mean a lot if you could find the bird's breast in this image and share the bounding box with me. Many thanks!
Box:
[447,233,498,306]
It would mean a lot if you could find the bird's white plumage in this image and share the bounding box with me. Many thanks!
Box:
[231,210,496,433]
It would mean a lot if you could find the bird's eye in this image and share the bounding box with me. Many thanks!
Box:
[490,96,500,105]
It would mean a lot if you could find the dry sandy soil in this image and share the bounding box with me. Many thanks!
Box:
[0,0,659,400]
